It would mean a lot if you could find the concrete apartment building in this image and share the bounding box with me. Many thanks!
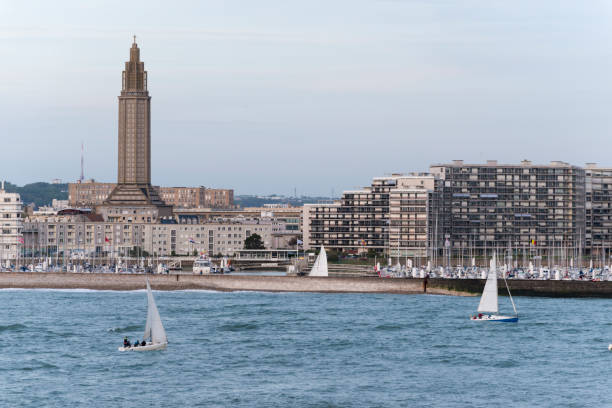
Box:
[585,163,612,256]
[303,161,592,261]
[0,183,23,267]
[303,174,436,257]
[203,189,234,209]
[173,206,301,232]
[69,181,234,209]
[69,181,116,208]
[429,160,586,258]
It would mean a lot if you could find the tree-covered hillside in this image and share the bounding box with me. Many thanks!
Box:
[3,182,68,208]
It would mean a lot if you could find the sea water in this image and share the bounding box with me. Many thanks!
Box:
[1,289,611,407]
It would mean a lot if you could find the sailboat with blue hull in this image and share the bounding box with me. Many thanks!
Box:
[471,253,518,322]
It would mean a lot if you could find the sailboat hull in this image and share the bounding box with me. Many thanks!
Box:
[118,342,168,352]
[470,315,518,323]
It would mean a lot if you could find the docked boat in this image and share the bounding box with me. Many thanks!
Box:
[471,254,518,322]
[119,279,168,352]
[309,246,328,277]
[193,255,215,275]
[219,257,231,273]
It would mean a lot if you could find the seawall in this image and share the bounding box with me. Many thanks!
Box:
[427,278,612,298]
[0,273,424,294]
[2,273,612,297]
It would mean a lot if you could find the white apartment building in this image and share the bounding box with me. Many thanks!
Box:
[23,213,297,257]
[0,182,23,267]
[144,220,289,256]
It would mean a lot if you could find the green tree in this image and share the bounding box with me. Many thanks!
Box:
[128,246,149,257]
[327,249,339,262]
[244,233,265,250]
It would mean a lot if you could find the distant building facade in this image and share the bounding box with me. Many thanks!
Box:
[585,163,612,256]
[158,187,234,209]
[24,213,296,257]
[303,174,436,257]
[430,160,586,259]
[303,161,593,261]
[0,183,23,266]
[69,181,234,209]
[69,180,116,207]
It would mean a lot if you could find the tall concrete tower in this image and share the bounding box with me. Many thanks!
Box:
[118,37,151,184]
[102,38,171,220]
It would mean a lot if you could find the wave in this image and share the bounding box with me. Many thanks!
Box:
[218,322,258,332]
[0,323,26,333]
[375,324,404,331]
[19,360,59,371]
[108,325,142,333]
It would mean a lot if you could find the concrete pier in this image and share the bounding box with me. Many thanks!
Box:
[2,273,612,297]
[0,273,424,294]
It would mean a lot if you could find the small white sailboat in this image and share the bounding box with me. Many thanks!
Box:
[309,246,328,277]
[471,254,518,322]
[118,279,168,351]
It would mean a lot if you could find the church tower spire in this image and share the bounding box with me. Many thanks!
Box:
[117,38,151,185]
[123,38,147,92]
[101,38,171,219]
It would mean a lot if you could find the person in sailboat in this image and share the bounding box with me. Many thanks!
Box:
[123,336,131,348]
[133,340,140,347]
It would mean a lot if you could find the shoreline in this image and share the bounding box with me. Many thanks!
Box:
[2,272,612,297]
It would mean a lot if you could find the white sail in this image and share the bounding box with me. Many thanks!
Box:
[478,254,498,314]
[143,280,167,344]
[309,246,328,277]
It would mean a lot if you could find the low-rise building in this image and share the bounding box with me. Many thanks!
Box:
[23,212,297,257]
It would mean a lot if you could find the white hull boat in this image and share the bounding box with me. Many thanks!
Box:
[470,314,519,322]
[119,279,168,352]
[118,342,168,352]
[471,253,518,323]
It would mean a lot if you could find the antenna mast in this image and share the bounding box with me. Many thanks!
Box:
[80,142,84,182]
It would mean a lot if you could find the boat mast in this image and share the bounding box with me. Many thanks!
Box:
[502,273,517,316]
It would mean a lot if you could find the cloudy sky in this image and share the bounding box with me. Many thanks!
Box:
[1,1,611,195]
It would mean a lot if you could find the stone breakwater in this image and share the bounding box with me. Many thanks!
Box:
[2,273,612,297]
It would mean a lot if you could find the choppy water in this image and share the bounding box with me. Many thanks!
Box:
[1,289,611,407]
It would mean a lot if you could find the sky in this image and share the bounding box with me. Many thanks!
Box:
[1,1,612,196]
